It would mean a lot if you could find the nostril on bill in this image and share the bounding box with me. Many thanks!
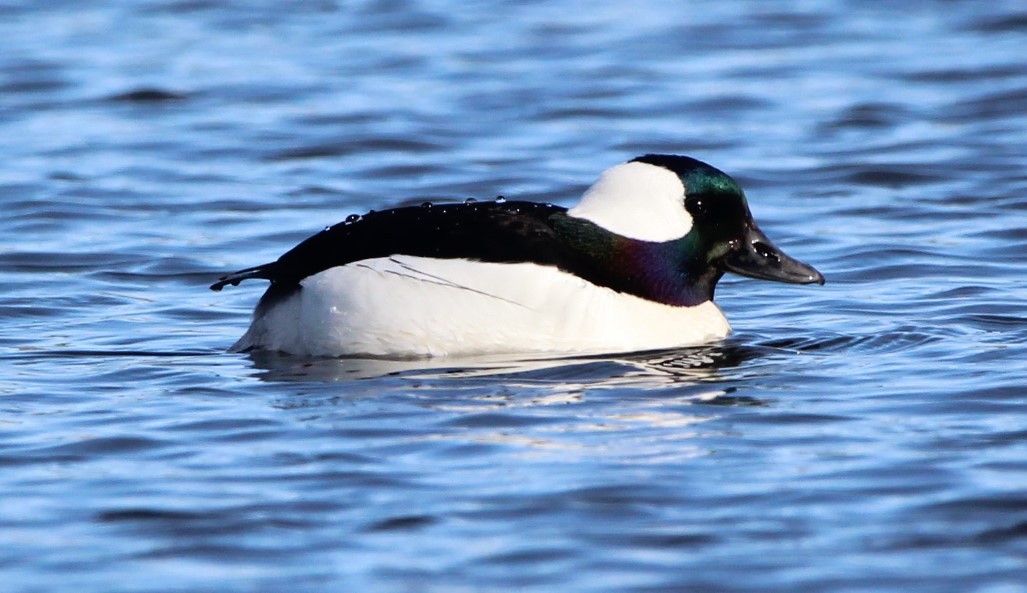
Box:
[753,241,780,263]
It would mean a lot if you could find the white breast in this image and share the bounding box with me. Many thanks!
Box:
[233,256,731,358]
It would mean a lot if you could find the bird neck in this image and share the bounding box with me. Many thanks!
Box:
[553,214,719,307]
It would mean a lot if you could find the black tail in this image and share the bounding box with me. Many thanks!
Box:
[210,263,275,291]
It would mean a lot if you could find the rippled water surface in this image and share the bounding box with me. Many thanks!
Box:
[2,1,1026,592]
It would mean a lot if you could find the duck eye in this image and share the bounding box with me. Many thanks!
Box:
[685,195,708,216]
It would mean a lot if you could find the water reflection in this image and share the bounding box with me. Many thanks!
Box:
[245,341,766,385]
[245,342,776,461]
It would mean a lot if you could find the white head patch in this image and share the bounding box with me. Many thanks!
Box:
[567,161,693,242]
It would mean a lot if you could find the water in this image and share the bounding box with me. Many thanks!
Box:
[2,1,1026,591]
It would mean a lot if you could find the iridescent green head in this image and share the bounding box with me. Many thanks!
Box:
[564,154,823,305]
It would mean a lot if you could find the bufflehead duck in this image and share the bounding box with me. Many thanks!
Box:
[212,154,823,357]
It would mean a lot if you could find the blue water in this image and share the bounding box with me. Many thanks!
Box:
[2,1,1026,591]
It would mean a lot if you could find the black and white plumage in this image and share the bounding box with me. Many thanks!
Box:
[212,154,824,357]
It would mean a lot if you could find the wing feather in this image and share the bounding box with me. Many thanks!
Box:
[211,201,570,291]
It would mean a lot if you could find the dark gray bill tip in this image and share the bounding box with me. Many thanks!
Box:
[797,266,826,286]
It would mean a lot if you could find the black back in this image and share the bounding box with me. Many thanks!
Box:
[212,201,573,290]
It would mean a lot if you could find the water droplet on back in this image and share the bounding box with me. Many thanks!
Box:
[345,214,361,223]
[421,201,433,209]
[464,197,477,205]
[495,195,507,204]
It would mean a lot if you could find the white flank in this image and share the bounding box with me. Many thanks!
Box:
[233,256,730,358]
[567,161,693,242]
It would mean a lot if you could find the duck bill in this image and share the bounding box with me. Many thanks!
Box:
[722,224,825,285]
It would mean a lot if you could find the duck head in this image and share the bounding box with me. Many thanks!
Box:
[567,154,824,303]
